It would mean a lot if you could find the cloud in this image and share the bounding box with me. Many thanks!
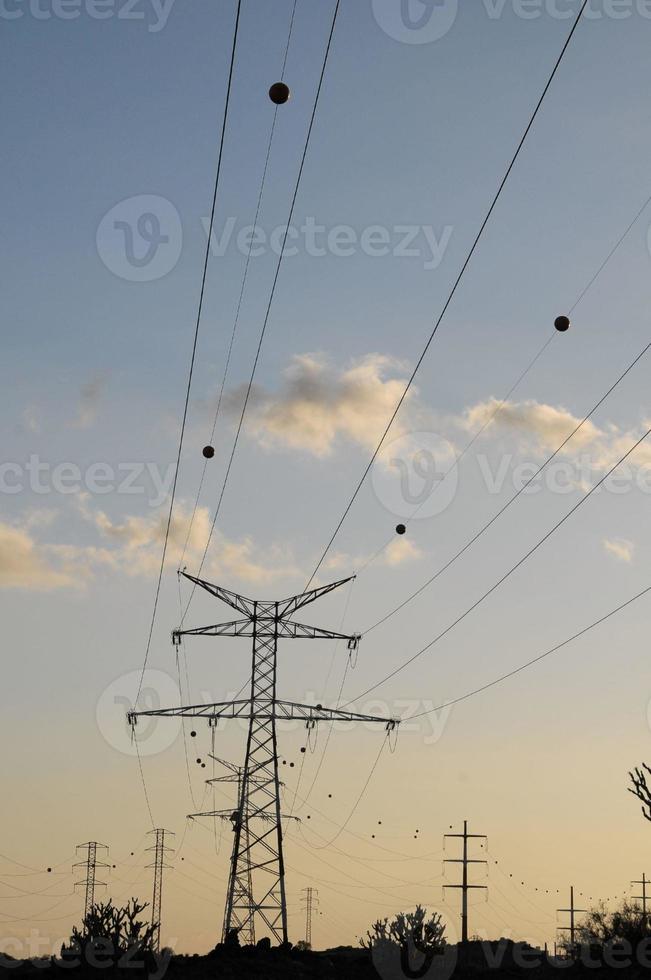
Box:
[323,536,422,573]
[69,375,107,429]
[0,519,114,591]
[459,397,651,472]
[88,501,298,585]
[603,538,635,563]
[229,353,427,458]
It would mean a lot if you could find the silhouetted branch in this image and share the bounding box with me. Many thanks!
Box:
[628,764,651,822]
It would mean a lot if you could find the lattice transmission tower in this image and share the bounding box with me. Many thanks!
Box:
[74,842,109,920]
[129,572,397,945]
[146,828,174,952]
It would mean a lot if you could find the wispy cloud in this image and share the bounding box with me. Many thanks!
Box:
[603,537,635,563]
[227,353,428,458]
[459,397,651,472]
[0,518,114,591]
[69,375,107,429]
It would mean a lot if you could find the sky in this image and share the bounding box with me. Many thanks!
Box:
[2,0,651,959]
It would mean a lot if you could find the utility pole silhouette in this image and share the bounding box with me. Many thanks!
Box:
[129,573,397,945]
[146,829,174,952]
[443,821,487,943]
[301,887,318,948]
[557,886,586,955]
[631,874,649,923]
[74,843,109,919]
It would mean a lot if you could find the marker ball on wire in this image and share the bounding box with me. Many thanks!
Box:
[396,524,406,535]
[190,730,197,738]
[202,446,215,459]
[269,82,290,105]
[554,315,570,332]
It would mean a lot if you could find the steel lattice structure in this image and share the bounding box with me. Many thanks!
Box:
[146,829,174,952]
[129,572,398,945]
[74,842,109,920]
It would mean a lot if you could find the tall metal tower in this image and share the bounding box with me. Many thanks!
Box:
[301,887,318,948]
[557,886,586,954]
[129,572,398,945]
[631,873,649,924]
[188,755,263,946]
[146,829,174,952]
[443,821,487,943]
[74,842,109,920]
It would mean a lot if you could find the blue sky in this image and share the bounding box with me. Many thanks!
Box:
[2,0,651,954]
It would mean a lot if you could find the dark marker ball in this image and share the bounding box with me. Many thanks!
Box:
[196,758,202,764]
[190,731,197,738]
[202,446,215,459]
[47,868,52,873]
[290,762,295,768]
[396,524,406,535]
[269,82,290,105]
[328,794,332,798]
[300,747,306,754]
[554,315,570,333]
[201,763,206,769]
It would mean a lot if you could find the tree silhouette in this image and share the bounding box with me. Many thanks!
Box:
[628,763,651,821]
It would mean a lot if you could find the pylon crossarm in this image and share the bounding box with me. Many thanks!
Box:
[174,619,253,640]
[129,700,399,725]
[276,576,355,617]
[180,572,255,617]
[174,620,356,641]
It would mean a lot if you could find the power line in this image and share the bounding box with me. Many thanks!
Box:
[344,421,651,706]
[356,188,651,577]
[407,581,651,721]
[179,0,299,567]
[182,0,343,621]
[304,0,590,590]
[136,0,243,702]
[364,338,651,634]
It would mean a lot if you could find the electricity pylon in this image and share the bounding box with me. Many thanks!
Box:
[301,887,318,948]
[129,573,398,945]
[443,821,487,943]
[557,886,586,955]
[188,754,277,946]
[146,829,174,952]
[631,874,649,924]
[74,842,109,919]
